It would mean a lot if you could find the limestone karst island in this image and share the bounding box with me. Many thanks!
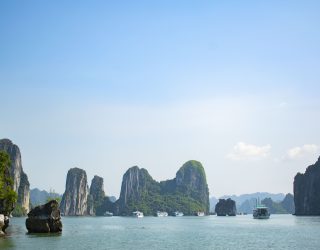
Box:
[1,138,320,245]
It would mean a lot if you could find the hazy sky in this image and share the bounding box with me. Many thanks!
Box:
[1,1,320,197]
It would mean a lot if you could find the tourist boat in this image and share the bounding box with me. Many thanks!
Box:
[132,211,144,218]
[173,211,184,217]
[253,199,270,219]
[196,211,205,216]
[104,211,113,217]
[156,211,168,217]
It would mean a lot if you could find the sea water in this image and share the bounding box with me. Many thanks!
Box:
[1,215,320,250]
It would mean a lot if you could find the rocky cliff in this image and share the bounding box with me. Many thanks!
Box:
[294,156,320,215]
[215,198,236,216]
[115,160,209,216]
[88,175,105,215]
[0,139,30,213]
[281,193,295,214]
[60,168,89,216]
[174,160,209,211]
[0,151,15,234]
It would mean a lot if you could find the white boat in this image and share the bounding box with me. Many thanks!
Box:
[196,211,205,216]
[156,211,168,217]
[173,211,184,217]
[253,205,270,219]
[132,211,144,218]
[253,199,270,219]
[104,211,113,217]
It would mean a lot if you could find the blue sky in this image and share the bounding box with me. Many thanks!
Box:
[1,1,320,197]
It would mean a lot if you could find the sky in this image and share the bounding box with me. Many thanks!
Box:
[1,0,320,197]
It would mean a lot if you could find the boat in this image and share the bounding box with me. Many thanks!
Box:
[132,211,144,218]
[104,211,113,217]
[196,211,205,216]
[173,211,184,217]
[253,199,270,219]
[156,211,168,217]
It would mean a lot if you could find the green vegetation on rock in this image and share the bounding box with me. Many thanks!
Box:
[11,204,27,217]
[0,151,17,215]
[114,160,210,216]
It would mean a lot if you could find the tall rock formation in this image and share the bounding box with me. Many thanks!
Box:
[294,156,320,215]
[0,151,15,234]
[281,193,295,214]
[0,139,30,213]
[90,176,105,205]
[60,168,89,216]
[175,160,210,211]
[215,198,236,216]
[117,166,158,213]
[88,175,105,215]
[115,160,210,216]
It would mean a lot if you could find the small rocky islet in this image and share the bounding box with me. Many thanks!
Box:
[215,198,237,216]
[26,200,62,233]
[1,138,320,235]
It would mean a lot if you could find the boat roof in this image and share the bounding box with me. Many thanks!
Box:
[255,205,268,209]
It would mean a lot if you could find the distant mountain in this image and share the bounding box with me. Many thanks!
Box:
[108,196,117,203]
[210,192,286,214]
[30,188,62,207]
[220,192,285,205]
[238,199,257,214]
[209,197,218,212]
[281,193,295,214]
[261,194,295,214]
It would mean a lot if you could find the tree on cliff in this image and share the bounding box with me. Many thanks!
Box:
[0,151,17,214]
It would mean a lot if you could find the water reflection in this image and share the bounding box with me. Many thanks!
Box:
[26,232,62,238]
[293,216,320,226]
[0,237,15,249]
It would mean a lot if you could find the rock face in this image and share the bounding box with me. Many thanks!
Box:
[115,160,210,216]
[60,168,89,216]
[0,139,30,213]
[281,193,295,214]
[0,151,14,234]
[117,166,155,211]
[215,198,236,216]
[26,200,62,233]
[294,156,320,215]
[0,214,9,236]
[88,175,105,215]
[0,214,4,236]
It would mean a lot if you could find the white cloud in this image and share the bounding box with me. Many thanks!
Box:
[227,142,271,160]
[284,144,320,160]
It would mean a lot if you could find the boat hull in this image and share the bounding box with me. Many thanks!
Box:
[253,215,270,219]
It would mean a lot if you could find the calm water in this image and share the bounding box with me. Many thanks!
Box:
[1,215,320,250]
